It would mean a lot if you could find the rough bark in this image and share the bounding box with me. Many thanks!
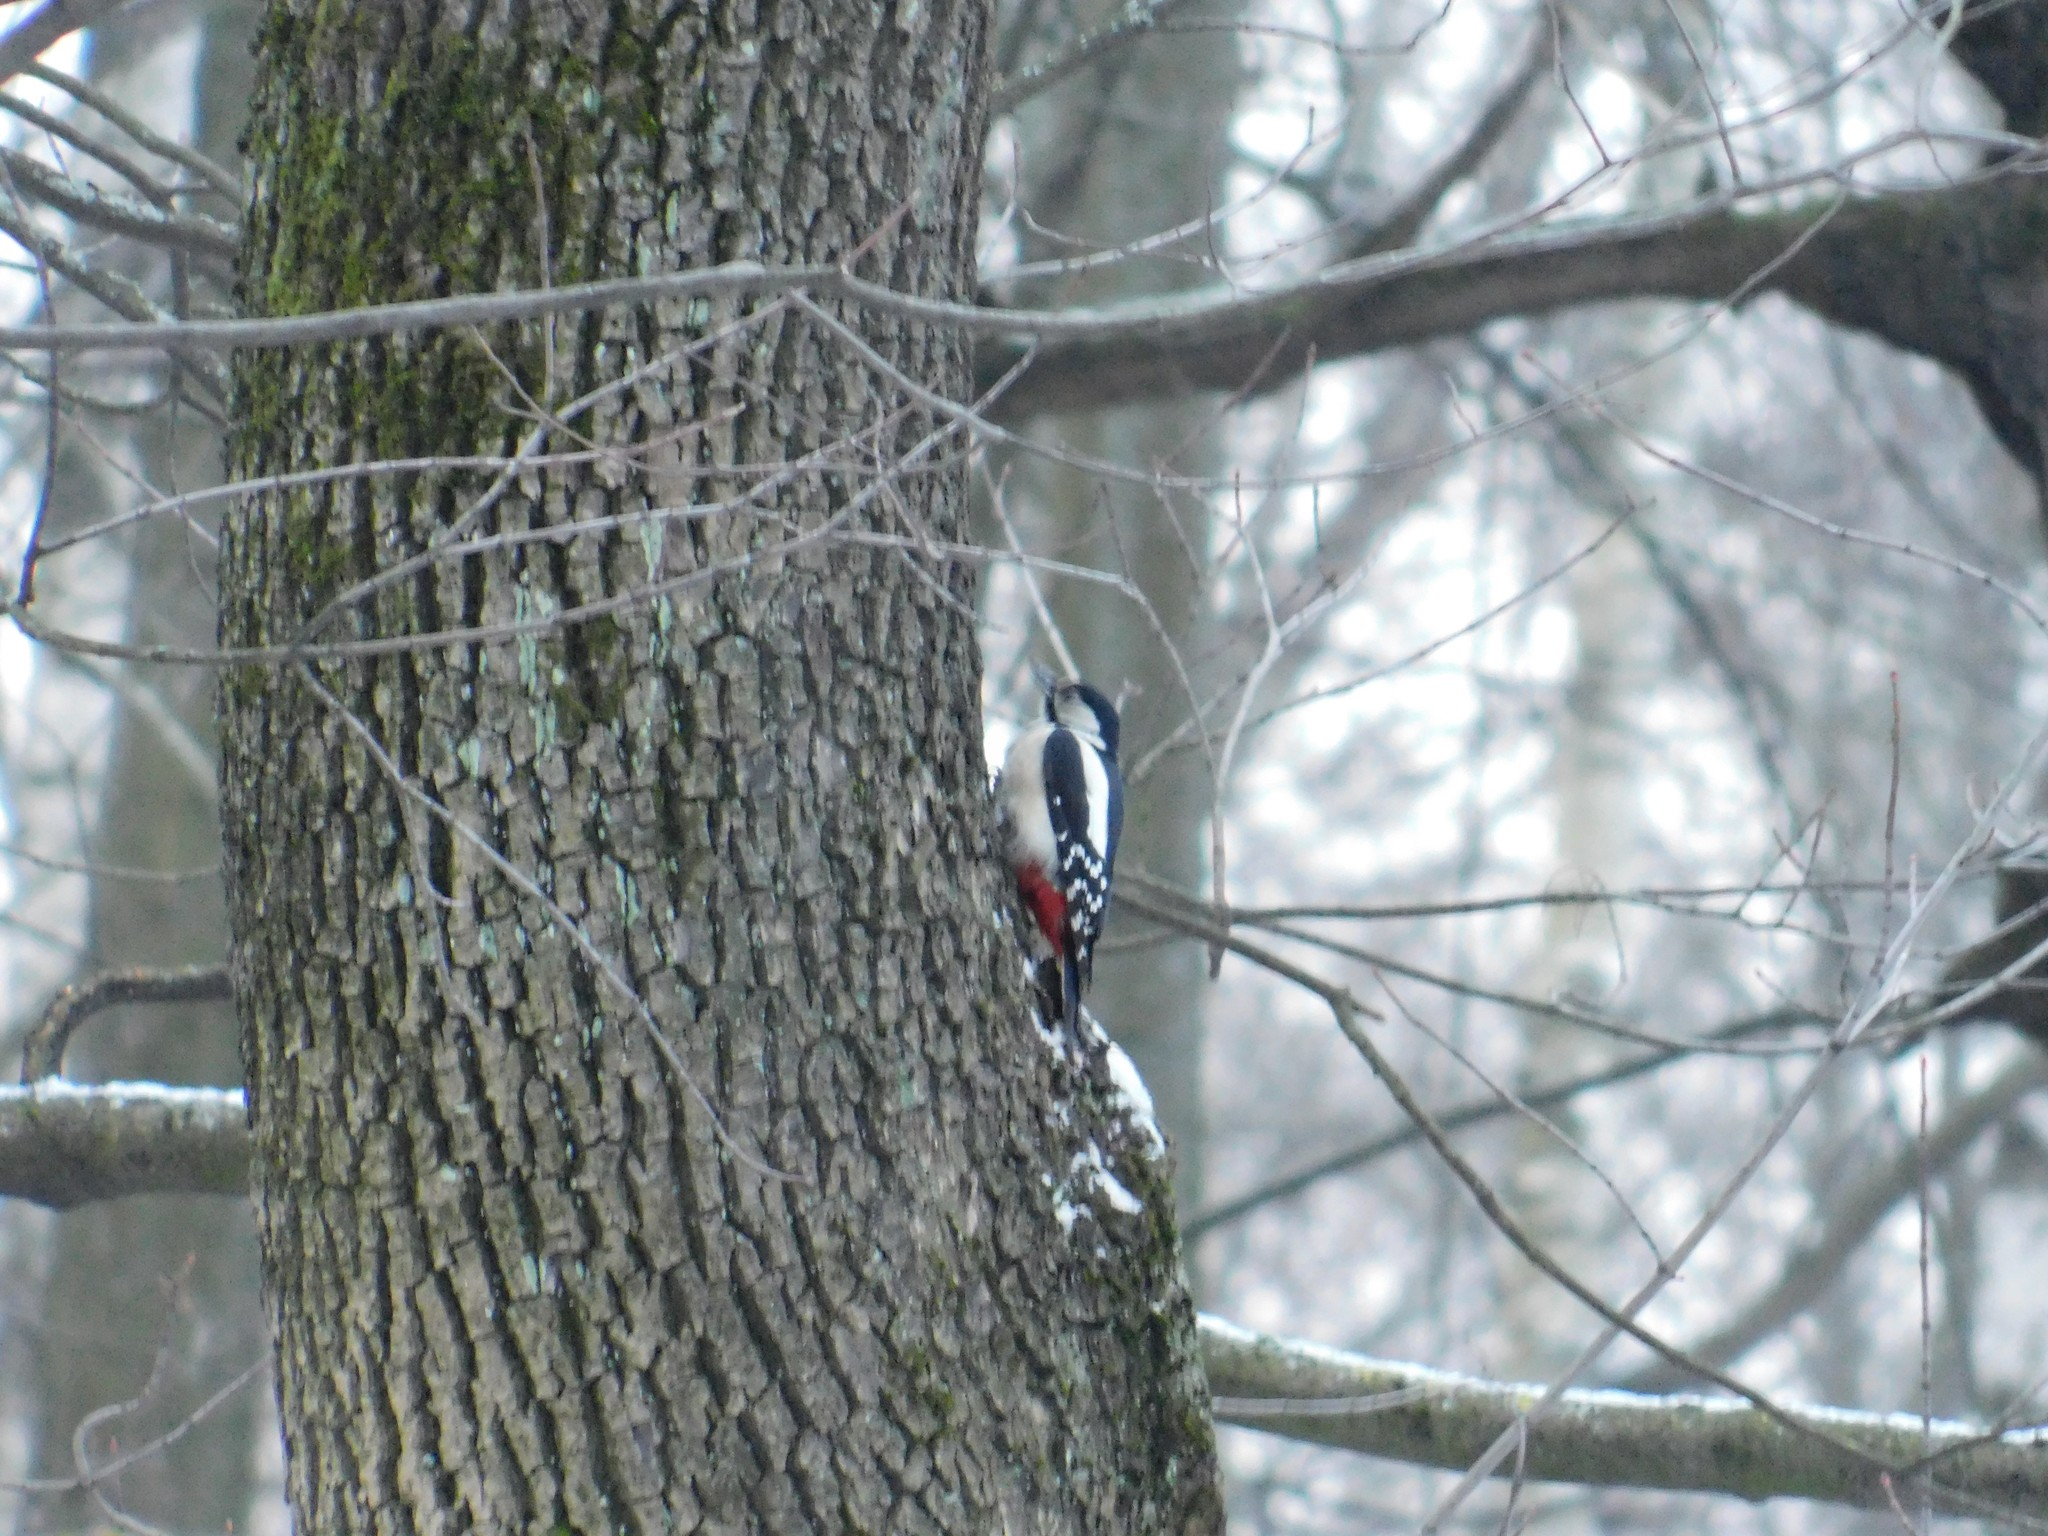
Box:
[220,4,1221,1532]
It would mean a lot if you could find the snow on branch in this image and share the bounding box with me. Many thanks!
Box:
[1201,1315,2048,1517]
[5,1084,2048,1517]
[0,1081,247,1208]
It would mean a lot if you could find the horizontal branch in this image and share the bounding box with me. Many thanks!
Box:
[0,169,2029,475]
[0,181,2008,421]
[0,144,239,258]
[1200,1316,2048,1516]
[8,1084,2047,1515]
[989,178,2041,420]
[0,1081,247,1208]
[0,203,1803,361]
[0,259,830,354]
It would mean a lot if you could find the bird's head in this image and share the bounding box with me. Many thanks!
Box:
[1045,678,1120,759]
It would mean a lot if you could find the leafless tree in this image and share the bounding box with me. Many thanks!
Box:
[0,0,2044,1532]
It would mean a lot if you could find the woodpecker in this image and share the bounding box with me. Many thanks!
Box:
[999,678,1124,1030]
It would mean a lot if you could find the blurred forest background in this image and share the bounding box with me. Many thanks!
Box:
[0,0,2043,1531]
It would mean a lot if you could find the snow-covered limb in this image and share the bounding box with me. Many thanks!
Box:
[1201,1315,2048,1516]
[0,1082,247,1208]
[7,1084,2046,1517]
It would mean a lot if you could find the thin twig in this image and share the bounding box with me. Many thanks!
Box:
[18,60,241,200]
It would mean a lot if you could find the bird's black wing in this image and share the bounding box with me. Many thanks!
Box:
[1042,729,1113,1025]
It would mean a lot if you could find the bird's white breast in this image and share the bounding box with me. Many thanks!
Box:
[1001,721,1059,866]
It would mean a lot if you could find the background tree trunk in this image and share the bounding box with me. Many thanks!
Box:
[220,4,1221,1531]
[995,0,1251,1225]
[13,9,266,1532]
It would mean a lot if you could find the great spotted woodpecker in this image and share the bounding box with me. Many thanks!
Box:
[999,678,1124,1030]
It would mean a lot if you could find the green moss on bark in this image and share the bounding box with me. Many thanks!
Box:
[222,5,1223,1533]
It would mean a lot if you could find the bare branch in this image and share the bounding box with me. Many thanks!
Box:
[20,964,231,1083]
[0,184,1979,386]
[1624,1051,2048,1393]
[0,195,228,397]
[1184,1007,1821,1240]
[1345,20,1555,258]
[0,1082,247,1208]
[0,258,829,354]
[1201,1316,2048,1519]
[0,144,238,258]
[990,0,1209,115]
[983,186,1944,418]
[0,173,2024,485]
[0,91,183,208]
[0,0,140,90]
[18,60,242,202]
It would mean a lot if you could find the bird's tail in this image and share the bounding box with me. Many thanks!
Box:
[1027,955,1064,1029]
[1061,951,1082,1031]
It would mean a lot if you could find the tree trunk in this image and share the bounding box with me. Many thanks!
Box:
[220,5,1222,1531]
